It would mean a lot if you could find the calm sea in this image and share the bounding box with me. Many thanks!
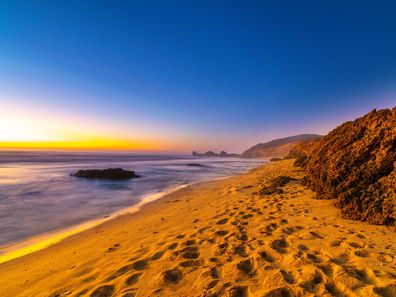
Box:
[0,151,263,248]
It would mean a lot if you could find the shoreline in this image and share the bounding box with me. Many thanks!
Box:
[0,166,258,265]
[1,160,395,297]
[0,184,188,265]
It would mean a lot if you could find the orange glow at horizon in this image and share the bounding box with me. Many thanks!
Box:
[0,103,185,152]
[0,139,160,151]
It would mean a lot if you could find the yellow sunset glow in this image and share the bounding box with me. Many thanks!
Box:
[0,105,163,151]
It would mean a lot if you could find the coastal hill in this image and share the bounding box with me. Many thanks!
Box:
[303,107,396,225]
[241,134,322,158]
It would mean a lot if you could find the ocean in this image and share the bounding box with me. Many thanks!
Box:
[0,151,263,249]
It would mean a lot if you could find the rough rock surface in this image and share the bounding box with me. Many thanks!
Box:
[283,139,321,160]
[72,168,139,179]
[256,175,298,196]
[303,108,396,225]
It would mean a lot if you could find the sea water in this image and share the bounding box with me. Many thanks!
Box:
[0,151,263,248]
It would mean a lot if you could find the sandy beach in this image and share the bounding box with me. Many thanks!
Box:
[0,160,395,297]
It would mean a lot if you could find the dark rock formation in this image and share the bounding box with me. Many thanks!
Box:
[270,158,282,162]
[294,155,308,167]
[71,168,140,179]
[242,134,322,158]
[256,176,297,196]
[186,163,203,167]
[270,176,298,187]
[192,151,240,158]
[303,107,396,225]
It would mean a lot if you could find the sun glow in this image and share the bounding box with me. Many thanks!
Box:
[0,103,164,151]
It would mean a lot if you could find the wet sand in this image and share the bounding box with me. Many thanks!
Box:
[0,160,395,297]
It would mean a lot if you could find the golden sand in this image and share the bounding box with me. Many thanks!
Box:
[0,160,395,297]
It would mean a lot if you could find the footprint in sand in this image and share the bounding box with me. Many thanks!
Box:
[106,243,121,253]
[210,267,220,279]
[215,230,229,236]
[168,243,178,250]
[228,286,249,297]
[259,250,276,263]
[150,250,165,260]
[242,213,253,219]
[163,268,183,284]
[108,264,134,280]
[131,260,149,270]
[282,225,304,235]
[234,244,249,257]
[214,242,228,255]
[184,239,196,246]
[279,269,295,284]
[179,259,203,268]
[90,285,115,297]
[175,246,200,259]
[309,231,324,239]
[125,272,142,286]
[236,258,255,276]
[348,241,365,249]
[317,263,336,277]
[330,239,343,246]
[306,253,325,263]
[344,266,377,284]
[300,269,324,291]
[271,238,290,254]
[354,249,369,257]
[264,223,278,235]
[216,218,229,225]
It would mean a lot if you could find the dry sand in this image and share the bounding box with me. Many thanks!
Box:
[0,160,395,297]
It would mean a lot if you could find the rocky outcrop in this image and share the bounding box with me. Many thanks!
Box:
[192,151,240,158]
[71,168,140,179]
[283,139,321,160]
[303,108,396,225]
[270,158,282,162]
[242,134,322,158]
[255,176,298,196]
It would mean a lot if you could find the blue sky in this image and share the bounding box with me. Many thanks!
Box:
[0,1,395,152]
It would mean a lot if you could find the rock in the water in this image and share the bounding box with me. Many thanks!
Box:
[71,168,139,179]
[186,163,203,167]
[303,107,396,225]
[192,151,240,158]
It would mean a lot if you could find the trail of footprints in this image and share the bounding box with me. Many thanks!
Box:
[52,182,395,297]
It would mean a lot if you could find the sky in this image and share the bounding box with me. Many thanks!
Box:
[0,1,395,152]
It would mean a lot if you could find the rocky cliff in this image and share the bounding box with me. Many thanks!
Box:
[303,108,396,225]
[283,139,321,159]
[242,134,322,158]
